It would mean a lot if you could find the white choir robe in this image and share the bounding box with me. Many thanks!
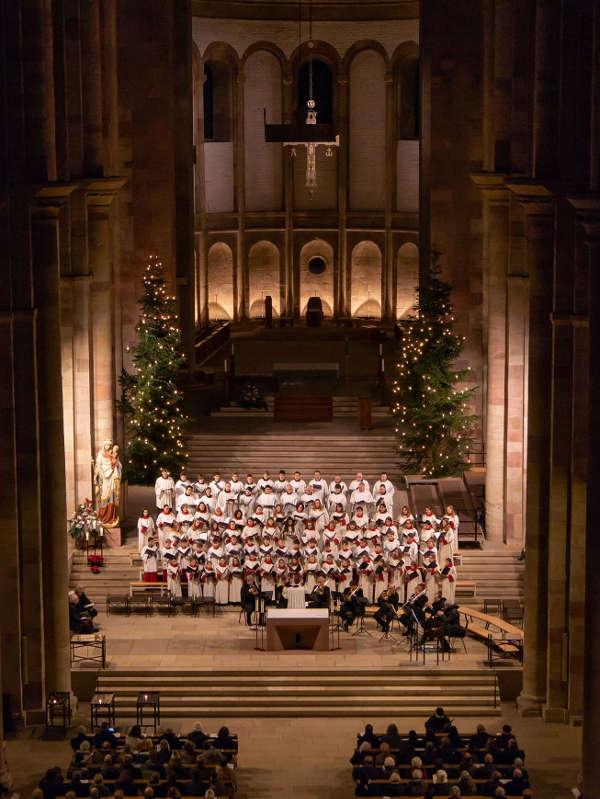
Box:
[374,494,394,515]
[372,561,388,601]
[176,509,194,529]
[202,568,216,599]
[257,477,275,492]
[293,512,307,535]
[338,545,356,563]
[155,476,175,510]
[187,565,202,599]
[156,512,176,547]
[328,480,348,496]
[383,539,400,559]
[398,514,415,527]
[349,478,370,493]
[216,491,238,516]
[194,510,211,527]
[320,563,338,593]
[373,479,395,497]
[420,544,438,565]
[256,493,276,518]
[176,492,197,511]
[423,565,440,601]
[309,508,329,534]
[175,478,193,496]
[273,479,288,494]
[308,480,328,501]
[203,493,217,512]
[437,532,454,565]
[322,527,340,549]
[281,491,299,515]
[283,584,306,609]
[260,562,276,600]
[209,479,225,494]
[138,516,156,552]
[357,564,374,602]
[401,541,419,565]
[142,546,159,577]
[207,546,224,565]
[289,478,306,495]
[438,565,457,604]
[167,562,182,598]
[215,566,230,605]
[304,562,320,594]
[421,512,440,527]
[229,479,244,496]
[161,549,177,579]
[328,492,347,512]
[387,562,405,602]
[350,489,374,511]
[229,568,244,603]
[238,494,255,518]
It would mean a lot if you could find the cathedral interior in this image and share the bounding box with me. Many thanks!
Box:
[1,0,600,795]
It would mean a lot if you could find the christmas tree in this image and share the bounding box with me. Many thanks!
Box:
[392,255,477,477]
[120,255,189,485]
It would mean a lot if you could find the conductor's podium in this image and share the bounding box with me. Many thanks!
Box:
[266,608,330,651]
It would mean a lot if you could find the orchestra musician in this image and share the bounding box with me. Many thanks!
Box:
[308,576,331,609]
[339,581,366,631]
[240,575,259,626]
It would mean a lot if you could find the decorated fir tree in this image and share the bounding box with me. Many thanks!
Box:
[392,256,477,477]
[120,255,189,484]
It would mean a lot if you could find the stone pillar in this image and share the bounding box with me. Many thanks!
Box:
[234,70,246,321]
[337,74,349,317]
[532,0,561,178]
[581,204,600,795]
[87,180,125,450]
[504,274,528,546]
[472,174,509,544]
[282,72,294,317]
[31,198,71,698]
[100,0,119,176]
[508,184,555,716]
[81,0,104,176]
[383,69,395,322]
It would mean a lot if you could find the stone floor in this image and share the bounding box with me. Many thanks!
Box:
[5,610,582,798]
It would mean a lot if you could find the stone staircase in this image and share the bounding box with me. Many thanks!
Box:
[211,395,389,420]
[456,549,524,611]
[70,548,139,613]
[186,429,402,484]
[94,668,501,719]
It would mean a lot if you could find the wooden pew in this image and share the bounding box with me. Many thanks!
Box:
[458,605,523,664]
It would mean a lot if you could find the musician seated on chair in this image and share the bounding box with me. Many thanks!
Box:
[308,576,330,609]
[339,581,365,631]
[374,587,398,634]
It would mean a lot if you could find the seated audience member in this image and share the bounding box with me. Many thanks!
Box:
[457,771,477,796]
[473,753,495,779]
[92,723,117,749]
[143,750,167,778]
[426,706,452,733]
[70,727,90,752]
[91,776,110,798]
[385,771,405,796]
[186,722,209,748]
[496,723,516,748]
[68,592,95,634]
[38,768,65,799]
[432,769,451,796]
[214,725,235,750]
[469,723,490,751]
[357,724,380,749]
[356,754,379,789]
[99,755,119,780]
[350,741,372,766]
[195,741,227,766]
[125,724,146,749]
[114,768,138,795]
[185,766,211,796]
[512,757,529,781]
[506,767,530,795]
[374,741,393,767]
[381,756,398,779]
[64,773,89,798]
[75,585,97,619]
[406,768,425,796]
[381,723,403,749]
[449,787,462,798]
[496,737,525,763]
[481,770,503,796]
[156,738,172,764]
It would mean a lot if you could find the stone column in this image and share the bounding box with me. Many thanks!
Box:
[471,174,509,544]
[532,0,561,178]
[87,179,126,451]
[31,196,72,697]
[504,274,528,546]
[282,71,294,317]
[234,70,246,321]
[383,69,395,322]
[581,204,600,794]
[508,183,555,716]
[100,0,118,176]
[81,0,104,176]
[336,74,349,317]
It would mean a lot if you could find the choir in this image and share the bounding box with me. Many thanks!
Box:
[136,468,460,608]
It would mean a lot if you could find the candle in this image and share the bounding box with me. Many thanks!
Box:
[85,530,89,541]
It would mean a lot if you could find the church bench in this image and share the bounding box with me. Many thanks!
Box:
[128,580,168,597]
[458,606,523,664]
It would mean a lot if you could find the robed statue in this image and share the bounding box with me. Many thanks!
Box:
[93,440,122,527]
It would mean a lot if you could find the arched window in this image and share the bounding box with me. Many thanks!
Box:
[203,61,232,141]
[297,59,333,125]
[396,44,420,139]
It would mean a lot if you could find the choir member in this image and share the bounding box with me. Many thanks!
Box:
[321,553,338,593]
[229,472,244,495]
[193,475,208,495]
[166,558,182,599]
[138,509,156,552]
[387,556,405,602]
[304,553,320,593]
[175,471,192,495]
[328,474,348,496]
[161,538,177,582]
[260,554,276,602]
[281,485,299,515]
[374,486,394,515]
[257,470,274,492]
[176,484,197,511]
[156,505,175,547]
[244,474,257,493]
[155,468,175,510]
[215,558,230,605]
[309,470,328,502]
[327,485,347,511]
[290,471,306,496]
[239,488,255,517]
[421,505,440,526]
[350,482,374,512]
[217,482,238,515]
[203,487,217,512]
[283,575,306,609]
[437,519,454,564]
[373,472,395,498]
[422,552,440,601]
[357,552,374,602]
[228,557,244,604]
[142,537,159,582]
[310,499,329,533]
[187,558,202,600]
[273,470,288,494]
[194,502,210,526]
[202,561,217,599]
[438,558,457,604]
[372,549,388,601]
[349,472,370,493]
[209,472,225,494]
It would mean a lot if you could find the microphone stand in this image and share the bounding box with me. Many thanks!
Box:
[329,594,341,650]
[254,595,265,651]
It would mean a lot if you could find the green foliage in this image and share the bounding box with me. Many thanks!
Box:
[120,255,189,485]
[392,256,478,477]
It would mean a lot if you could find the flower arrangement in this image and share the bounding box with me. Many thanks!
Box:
[239,383,268,410]
[87,554,104,573]
[68,499,104,546]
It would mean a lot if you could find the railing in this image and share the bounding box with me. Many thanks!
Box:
[194,321,231,367]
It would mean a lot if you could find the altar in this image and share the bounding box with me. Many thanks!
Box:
[266,608,330,651]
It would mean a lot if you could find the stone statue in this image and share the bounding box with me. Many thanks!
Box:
[93,439,122,527]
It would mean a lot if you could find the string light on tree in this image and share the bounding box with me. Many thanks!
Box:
[392,252,478,477]
[119,254,190,484]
